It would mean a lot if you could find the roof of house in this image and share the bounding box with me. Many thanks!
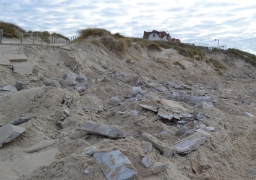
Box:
[143,30,169,39]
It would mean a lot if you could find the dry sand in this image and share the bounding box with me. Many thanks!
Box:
[0,37,256,180]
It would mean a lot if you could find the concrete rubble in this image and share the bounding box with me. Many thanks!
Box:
[80,121,129,138]
[93,150,137,180]
[171,137,207,155]
[142,133,173,157]
[0,124,25,147]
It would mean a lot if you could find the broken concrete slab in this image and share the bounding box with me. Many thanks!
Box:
[24,139,55,153]
[80,121,129,139]
[195,129,211,137]
[110,97,122,106]
[245,112,254,118]
[15,81,28,91]
[10,148,60,177]
[76,75,87,82]
[141,156,152,168]
[160,99,187,112]
[141,141,152,153]
[140,104,158,113]
[75,84,87,93]
[3,53,27,62]
[142,133,173,157]
[82,146,97,156]
[8,115,34,125]
[93,150,137,180]
[0,53,11,65]
[157,109,174,120]
[206,127,215,132]
[61,46,72,51]
[175,126,188,136]
[0,85,17,92]
[171,137,207,155]
[141,162,167,177]
[0,124,26,147]
[13,62,35,75]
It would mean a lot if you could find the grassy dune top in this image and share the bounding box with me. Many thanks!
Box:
[0,21,69,42]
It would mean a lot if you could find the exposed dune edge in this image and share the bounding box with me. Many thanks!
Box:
[1,36,256,180]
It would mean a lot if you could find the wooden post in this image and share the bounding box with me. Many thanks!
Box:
[20,32,23,44]
[0,29,3,43]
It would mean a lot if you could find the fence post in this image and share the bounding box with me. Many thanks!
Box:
[20,32,23,44]
[0,29,3,43]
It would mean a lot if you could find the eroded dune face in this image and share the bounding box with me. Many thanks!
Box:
[1,38,256,180]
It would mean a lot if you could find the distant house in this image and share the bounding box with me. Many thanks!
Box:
[143,30,171,41]
[171,38,181,43]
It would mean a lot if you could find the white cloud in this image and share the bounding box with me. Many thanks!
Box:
[0,0,256,54]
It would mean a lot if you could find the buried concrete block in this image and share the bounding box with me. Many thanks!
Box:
[8,115,34,125]
[141,156,152,168]
[3,53,27,62]
[139,104,158,113]
[157,109,174,121]
[15,81,28,91]
[13,62,35,75]
[171,137,207,155]
[80,121,129,138]
[0,53,11,65]
[0,124,25,147]
[142,133,173,157]
[76,75,87,82]
[141,141,152,153]
[141,162,167,177]
[82,146,97,156]
[110,97,122,106]
[24,139,55,153]
[0,85,17,92]
[93,150,137,180]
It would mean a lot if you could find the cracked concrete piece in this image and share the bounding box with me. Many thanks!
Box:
[0,124,25,147]
[80,121,129,138]
[1,85,17,92]
[93,150,137,180]
[24,139,55,153]
[3,53,27,62]
[0,53,11,65]
[82,146,97,156]
[141,141,152,153]
[10,148,60,177]
[140,104,158,113]
[171,137,207,155]
[157,109,174,120]
[13,62,35,75]
[141,156,152,168]
[141,162,167,177]
[142,133,173,157]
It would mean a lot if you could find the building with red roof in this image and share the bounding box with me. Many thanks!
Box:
[143,30,181,43]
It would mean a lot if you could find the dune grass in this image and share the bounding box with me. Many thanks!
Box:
[0,21,26,38]
[225,48,256,67]
[208,58,226,75]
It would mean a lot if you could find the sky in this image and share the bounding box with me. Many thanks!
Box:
[1,0,256,54]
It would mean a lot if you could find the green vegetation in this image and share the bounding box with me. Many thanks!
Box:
[147,43,162,51]
[52,32,70,41]
[208,58,226,75]
[0,21,26,38]
[225,48,256,67]
[77,28,111,40]
[173,61,185,69]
